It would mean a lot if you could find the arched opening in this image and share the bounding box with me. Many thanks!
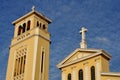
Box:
[78,69,83,80]
[27,20,31,31]
[18,25,22,35]
[22,23,26,33]
[37,21,39,27]
[23,55,26,73]
[91,66,95,80]
[39,23,41,28]
[43,24,46,30]
[68,73,71,80]
[41,51,44,73]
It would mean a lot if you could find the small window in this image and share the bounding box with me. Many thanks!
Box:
[27,20,31,30]
[14,49,27,79]
[68,73,71,80]
[20,57,23,74]
[91,66,95,80]
[39,23,41,28]
[14,59,17,76]
[23,55,26,73]
[18,25,22,35]
[41,51,44,73]
[37,21,39,27]
[78,69,83,80]
[43,24,46,30]
[22,23,26,33]
[18,58,20,75]
[14,55,26,76]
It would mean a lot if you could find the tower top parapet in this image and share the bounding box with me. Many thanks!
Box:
[12,6,52,25]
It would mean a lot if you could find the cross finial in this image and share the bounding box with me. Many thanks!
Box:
[32,6,35,11]
[79,27,88,48]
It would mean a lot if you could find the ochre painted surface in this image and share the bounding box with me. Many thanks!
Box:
[6,9,51,80]
[58,49,120,80]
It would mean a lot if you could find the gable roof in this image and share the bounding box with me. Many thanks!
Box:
[12,9,52,25]
[57,48,111,69]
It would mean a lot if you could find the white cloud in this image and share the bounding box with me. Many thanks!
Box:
[95,37,110,43]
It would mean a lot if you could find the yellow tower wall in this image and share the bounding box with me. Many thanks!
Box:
[6,35,35,80]
[6,9,51,80]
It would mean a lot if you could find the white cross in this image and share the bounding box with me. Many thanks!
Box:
[79,27,88,48]
[80,27,87,41]
[32,6,35,11]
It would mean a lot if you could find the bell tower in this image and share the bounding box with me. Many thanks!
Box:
[6,6,51,80]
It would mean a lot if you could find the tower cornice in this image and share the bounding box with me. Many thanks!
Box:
[12,9,52,25]
[10,27,51,48]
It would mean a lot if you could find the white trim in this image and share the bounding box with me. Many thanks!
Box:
[40,47,46,80]
[96,62,100,80]
[57,48,98,66]
[40,47,43,80]
[12,50,16,79]
[43,48,46,80]
[72,68,76,80]
[24,46,28,79]
[57,51,111,68]
[62,71,66,80]
[57,48,111,68]
[32,28,39,80]
[10,32,50,48]
[101,72,120,76]
[85,66,88,80]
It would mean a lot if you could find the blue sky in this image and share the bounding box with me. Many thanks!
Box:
[1,0,120,80]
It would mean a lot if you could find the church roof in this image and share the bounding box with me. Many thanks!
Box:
[57,48,112,69]
[12,7,52,25]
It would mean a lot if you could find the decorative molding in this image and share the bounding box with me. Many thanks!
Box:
[57,51,111,68]
[85,66,88,80]
[72,69,76,80]
[96,62,100,80]
[71,66,76,69]
[17,33,30,41]
[57,48,111,69]
[12,51,16,80]
[32,28,39,80]
[95,58,100,62]
[62,72,66,80]
[72,57,77,61]
[10,29,51,48]
[40,47,43,80]
[15,45,27,50]
[13,46,27,80]
[101,72,120,76]
[83,62,89,65]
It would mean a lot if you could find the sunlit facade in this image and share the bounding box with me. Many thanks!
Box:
[57,27,120,80]
[6,7,51,80]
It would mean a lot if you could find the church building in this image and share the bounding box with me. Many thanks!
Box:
[5,6,120,80]
[57,27,120,80]
[6,6,51,80]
